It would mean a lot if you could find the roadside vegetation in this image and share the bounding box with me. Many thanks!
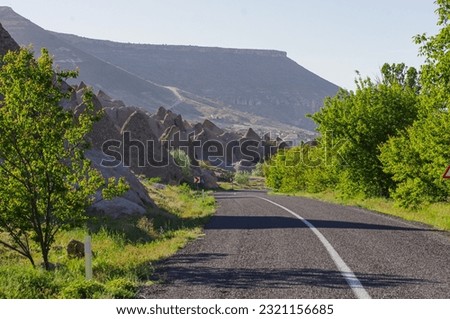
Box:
[218,169,266,190]
[0,48,216,298]
[0,182,216,298]
[264,1,450,231]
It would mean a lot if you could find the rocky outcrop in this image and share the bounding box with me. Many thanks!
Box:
[97,90,126,108]
[0,22,287,219]
[0,22,18,57]
[85,150,154,218]
[104,106,140,129]
[87,98,283,184]
[243,128,261,140]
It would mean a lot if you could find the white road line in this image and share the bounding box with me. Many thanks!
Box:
[256,196,371,299]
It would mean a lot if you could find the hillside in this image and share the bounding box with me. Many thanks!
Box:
[51,33,339,130]
[0,6,178,109]
[0,6,339,139]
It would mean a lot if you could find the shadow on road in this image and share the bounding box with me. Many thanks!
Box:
[153,253,433,290]
[205,215,434,232]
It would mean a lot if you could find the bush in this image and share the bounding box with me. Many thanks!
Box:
[0,266,60,298]
[147,177,162,184]
[252,162,264,177]
[60,279,106,299]
[105,278,137,299]
[234,171,250,185]
[178,183,192,194]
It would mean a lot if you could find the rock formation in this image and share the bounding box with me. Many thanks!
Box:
[0,22,18,57]
[1,19,287,219]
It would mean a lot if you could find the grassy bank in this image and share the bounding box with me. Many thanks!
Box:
[218,175,266,191]
[0,183,216,298]
[274,190,450,232]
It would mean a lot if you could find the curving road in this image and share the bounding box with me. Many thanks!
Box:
[139,191,450,299]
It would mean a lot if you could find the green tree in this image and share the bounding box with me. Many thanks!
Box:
[0,48,123,269]
[379,0,450,207]
[311,65,419,197]
[379,114,450,207]
[264,149,286,191]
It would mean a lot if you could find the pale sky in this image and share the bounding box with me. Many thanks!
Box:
[1,0,439,89]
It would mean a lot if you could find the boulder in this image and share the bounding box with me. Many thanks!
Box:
[120,111,183,183]
[85,149,154,214]
[121,110,159,141]
[89,197,147,218]
[67,240,84,259]
[87,112,122,149]
[200,169,219,189]
[191,167,219,189]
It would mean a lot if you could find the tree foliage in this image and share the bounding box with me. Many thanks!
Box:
[265,0,450,209]
[0,48,123,269]
[379,0,450,207]
[312,64,419,197]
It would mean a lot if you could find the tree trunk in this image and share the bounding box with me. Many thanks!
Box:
[40,241,50,270]
[27,254,36,268]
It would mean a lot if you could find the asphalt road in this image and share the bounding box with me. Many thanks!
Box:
[139,191,450,299]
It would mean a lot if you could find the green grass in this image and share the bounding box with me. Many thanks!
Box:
[0,183,216,298]
[273,190,450,231]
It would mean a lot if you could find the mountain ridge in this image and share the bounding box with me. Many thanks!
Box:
[0,6,339,141]
[53,31,289,58]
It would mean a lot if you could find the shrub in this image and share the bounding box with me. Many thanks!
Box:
[147,177,162,184]
[234,171,250,185]
[105,278,137,299]
[60,279,106,299]
[252,162,264,177]
[0,266,59,298]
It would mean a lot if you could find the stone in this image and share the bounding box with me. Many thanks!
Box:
[89,197,147,218]
[86,149,154,209]
[120,111,183,183]
[153,183,166,190]
[67,239,85,259]
[200,169,219,189]
[87,111,122,149]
